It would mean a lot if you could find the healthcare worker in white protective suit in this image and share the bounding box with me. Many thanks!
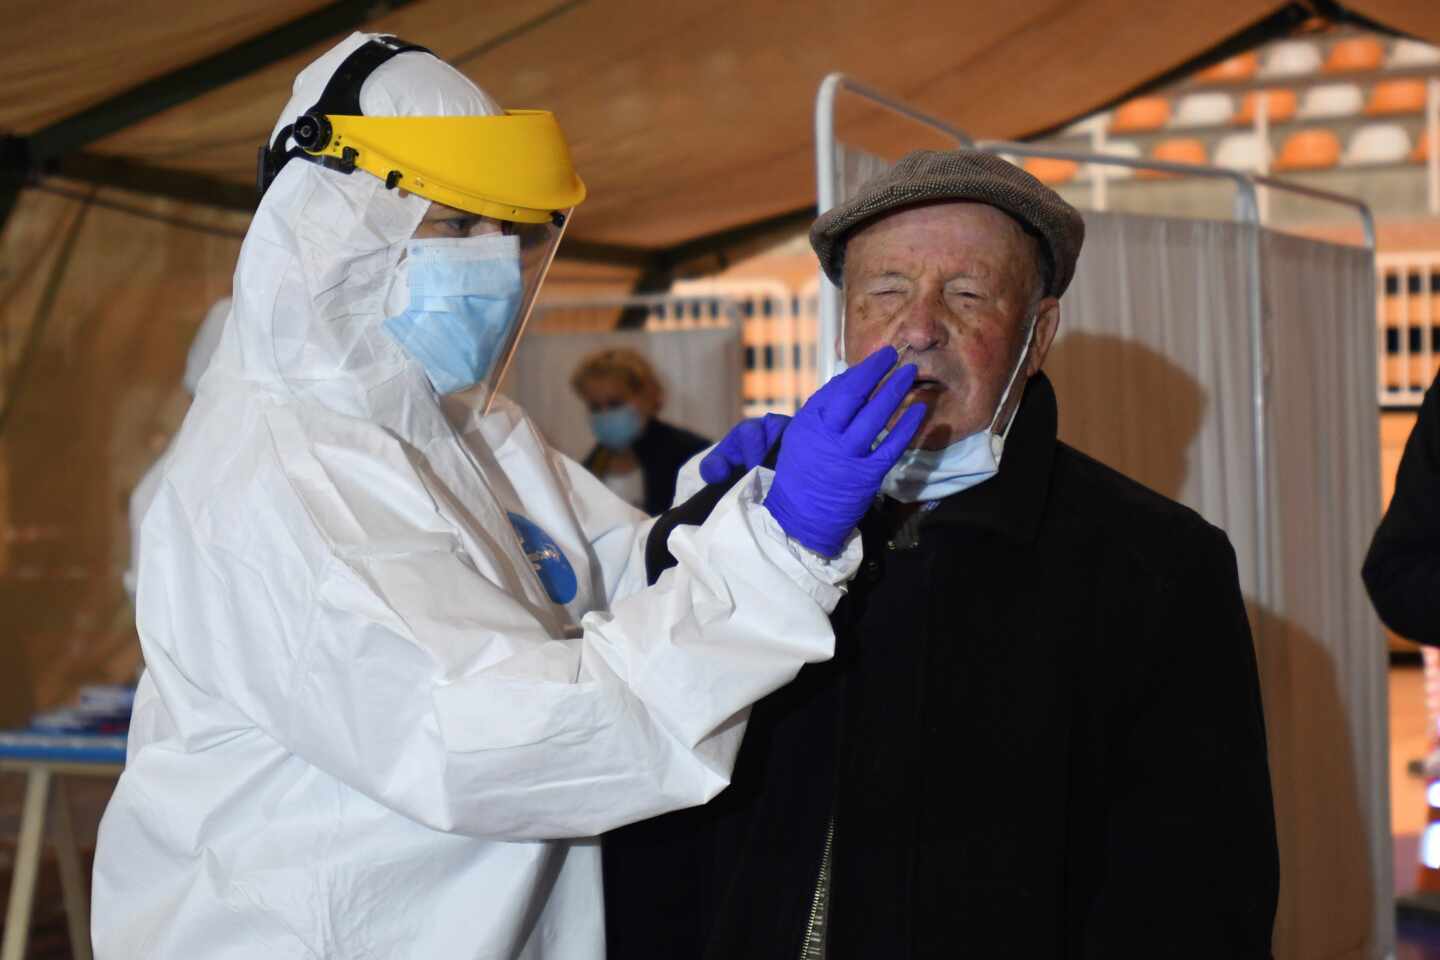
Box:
[92,32,925,959]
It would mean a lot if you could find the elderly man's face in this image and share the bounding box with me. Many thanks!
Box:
[842,202,1060,450]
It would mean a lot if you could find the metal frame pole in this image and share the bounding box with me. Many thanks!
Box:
[1428,78,1440,217]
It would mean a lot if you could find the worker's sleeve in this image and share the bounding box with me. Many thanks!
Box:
[1082,525,1279,958]
[1364,372,1440,643]
[139,407,856,842]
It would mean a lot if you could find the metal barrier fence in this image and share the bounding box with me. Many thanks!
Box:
[1378,252,1440,407]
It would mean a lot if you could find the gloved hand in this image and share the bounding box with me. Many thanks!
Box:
[764,346,926,557]
[699,413,792,484]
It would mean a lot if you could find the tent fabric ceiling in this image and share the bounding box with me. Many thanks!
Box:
[1345,0,1440,44]
[6,1,1440,254]
[0,0,330,134]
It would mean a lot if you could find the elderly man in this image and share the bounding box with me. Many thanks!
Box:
[603,151,1279,958]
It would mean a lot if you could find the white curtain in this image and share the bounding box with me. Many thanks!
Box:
[504,325,743,463]
[1260,229,1386,960]
[1047,211,1387,960]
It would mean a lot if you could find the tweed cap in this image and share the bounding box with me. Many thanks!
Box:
[810,149,1086,297]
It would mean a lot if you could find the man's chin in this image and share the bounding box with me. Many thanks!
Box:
[911,412,991,450]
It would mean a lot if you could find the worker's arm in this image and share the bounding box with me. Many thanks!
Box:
[138,348,915,842]
[138,403,857,843]
[1364,372,1440,643]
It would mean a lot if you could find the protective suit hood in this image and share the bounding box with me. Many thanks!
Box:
[216,31,501,417]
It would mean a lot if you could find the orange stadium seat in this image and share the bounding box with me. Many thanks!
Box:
[1234,89,1298,124]
[1415,130,1436,163]
[1196,52,1258,84]
[1110,97,1171,132]
[1022,157,1080,185]
[1324,36,1385,73]
[1138,138,1208,178]
[1274,128,1342,170]
[1367,79,1428,115]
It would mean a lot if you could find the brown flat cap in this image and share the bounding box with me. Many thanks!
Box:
[810,149,1086,297]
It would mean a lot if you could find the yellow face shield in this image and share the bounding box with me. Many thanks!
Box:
[291,110,587,224]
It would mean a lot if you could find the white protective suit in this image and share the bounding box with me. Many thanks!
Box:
[124,297,230,600]
[92,33,858,959]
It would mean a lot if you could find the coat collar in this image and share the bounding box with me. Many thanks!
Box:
[911,370,1058,544]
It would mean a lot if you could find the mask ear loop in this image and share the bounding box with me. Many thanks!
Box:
[985,304,1042,461]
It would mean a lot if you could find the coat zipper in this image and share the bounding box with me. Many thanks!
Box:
[798,814,835,960]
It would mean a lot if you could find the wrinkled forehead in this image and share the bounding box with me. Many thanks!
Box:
[843,201,1037,280]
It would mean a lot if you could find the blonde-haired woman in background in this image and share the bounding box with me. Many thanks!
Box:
[571,347,710,515]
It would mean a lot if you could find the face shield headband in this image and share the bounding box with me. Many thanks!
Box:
[257,36,586,224]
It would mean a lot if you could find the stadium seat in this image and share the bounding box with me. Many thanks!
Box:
[1235,89,1298,125]
[1087,141,1140,180]
[1022,156,1080,185]
[1367,79,1427,115]
[1390,39,1440,68]
[1298,83,1364,118]
[1139,138,1207,178]
[1324,36,1385,73]
[1215,133,1269,171]
[1275,129,1342,170]
[1261,41,1322,77]
[1111,97,1171,132]
[1414,130,1435,164]
[1343,124,1411,165]
[1173,92,1233,127]
[1061,112,1109,138]
[1196,52,1259,84]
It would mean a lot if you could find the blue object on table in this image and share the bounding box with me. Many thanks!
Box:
[0,731,127,765]
[26,683,136,736]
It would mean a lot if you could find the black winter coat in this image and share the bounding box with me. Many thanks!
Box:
[605,372,1278,959]
[582,417,710,517]
[1364,371,1440,643]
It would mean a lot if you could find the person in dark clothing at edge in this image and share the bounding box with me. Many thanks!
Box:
[572,346,710,516]
[1364,371,1440,645]
[603,150,1279,959]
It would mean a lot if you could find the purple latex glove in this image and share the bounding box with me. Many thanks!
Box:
[764,346,926,557]
[699,413,792,484]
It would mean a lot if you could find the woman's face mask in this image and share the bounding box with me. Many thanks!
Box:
[382,234,523,395]
[590,404,646,451]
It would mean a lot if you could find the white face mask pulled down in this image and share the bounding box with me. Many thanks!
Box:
[880,317,1038,503]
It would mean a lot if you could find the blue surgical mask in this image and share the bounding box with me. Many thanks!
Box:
[881,317,1038,503]
[590,404,645,450]
[383,234,523,395]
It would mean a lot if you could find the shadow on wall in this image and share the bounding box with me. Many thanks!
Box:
[1044,331,1206,501]
[1253,605,1376,960]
